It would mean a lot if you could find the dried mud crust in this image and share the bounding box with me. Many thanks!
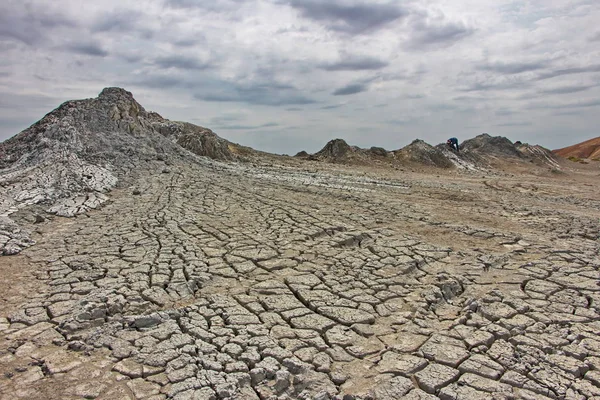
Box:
[1,161,599,400]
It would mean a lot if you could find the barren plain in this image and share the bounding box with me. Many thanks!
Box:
[1,153,599,400]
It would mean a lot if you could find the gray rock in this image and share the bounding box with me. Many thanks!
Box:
[414,364,460,394]
[479,302,517,321]
[438,383,490,400]
[458,354,504,379]
[370,376,414,399]
[127,378,161,398]
[376,352,428,375]
[419,339,469,368]
[317,306,375,325]
[458,373,514,395]
[403,389,438,399]
[274,370,291,393]
[290,314,336,332]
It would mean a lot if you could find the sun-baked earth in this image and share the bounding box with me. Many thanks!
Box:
[1,89,599,400]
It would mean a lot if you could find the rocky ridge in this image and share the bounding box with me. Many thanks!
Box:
[306,134,561,172]
[0,88,237,255]
[308,139,391,164]
[394,139,454,169]
[516,144,562,170]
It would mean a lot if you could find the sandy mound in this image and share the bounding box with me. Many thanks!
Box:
[554,136,600,160]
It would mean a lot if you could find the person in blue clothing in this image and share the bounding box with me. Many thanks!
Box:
[447,137,459,152]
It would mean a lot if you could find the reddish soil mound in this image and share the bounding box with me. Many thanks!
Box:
[554,136,600,159]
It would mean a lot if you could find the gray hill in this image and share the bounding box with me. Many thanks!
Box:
[453,134,561,170]
[294,150,310,158]
[311,139,390,163]
[516,143,562,169]
[460,133,523,160]
[314,138,354,161]
[0,87,237,254]
[393,139,454,168]
[306,134,553,171]
[305,134,562,173]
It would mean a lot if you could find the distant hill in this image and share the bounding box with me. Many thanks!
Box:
[393,139,454,168]
[304,134,561,172]
[554,137,600,160]
[461,134,523,159]
[516,143,561,169]
[309,139,390,163]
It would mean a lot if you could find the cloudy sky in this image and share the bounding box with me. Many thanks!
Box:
[1,0,599,154]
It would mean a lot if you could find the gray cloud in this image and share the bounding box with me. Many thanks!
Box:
[155,55,213,70]
[0,92,62,110]
[120,53,144,63]
[0,4,75,46]
[386,118,417,126]
[552,110,583,116]
[208,114,245,125]
[452,95,485,102]
[407,14,473,49]
[319,55,389,71]
[333,82,369,96]
[91,10,151,38]
[495,122,532,127]
[215,122,280,130]
[164,0,197,7]
[562,99,600,108]
[428,103,460,111]
[66,42,109,57]
[0,18,40,45]
[164,0,243,12]
[286,0,407,34]
[528,99,600,110]
[128,75,187,89]
[540,84,596,95]
[495,108,518,116]
[196,82,315,106]
[536,65,600,80]
[479,61,547,75]
[174,37,203,47]
[589,31,600,41]
[461,78,529,92]
[320,104,345,109]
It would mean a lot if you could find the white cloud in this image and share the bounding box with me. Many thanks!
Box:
[0,0,599,153]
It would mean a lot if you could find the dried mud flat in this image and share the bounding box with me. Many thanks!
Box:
[1,159,599,400]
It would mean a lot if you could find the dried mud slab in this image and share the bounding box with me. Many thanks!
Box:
[0,157,599,400]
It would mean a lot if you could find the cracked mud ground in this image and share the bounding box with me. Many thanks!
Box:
[1,160,599,400]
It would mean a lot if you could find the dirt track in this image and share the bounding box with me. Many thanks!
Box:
[1,158,599,399]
